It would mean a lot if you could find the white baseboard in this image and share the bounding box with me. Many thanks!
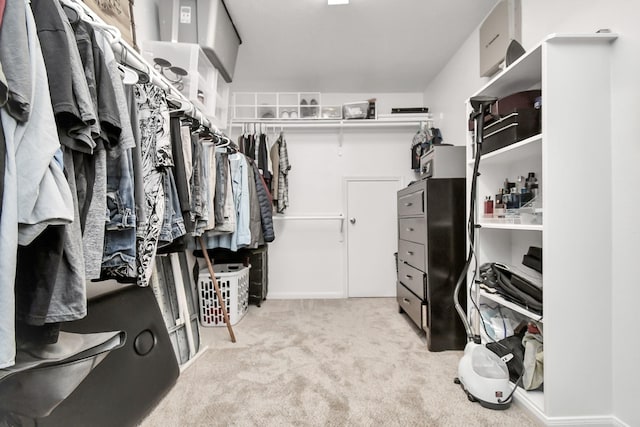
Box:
[514,393,627,427]
[267,291,345,299]
[179,346,208,373]
[527,413,626,427]
[611,416,631,427]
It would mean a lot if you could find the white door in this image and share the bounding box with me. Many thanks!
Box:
[346,178,401,297]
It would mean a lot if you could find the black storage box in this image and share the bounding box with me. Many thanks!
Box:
[468,89,541,130]
[481,108,541,155]
[492,90,541,116]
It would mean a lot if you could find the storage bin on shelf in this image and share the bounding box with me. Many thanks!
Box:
[197,263,250,327]
[231,92,321,120]
[141,41,223,122]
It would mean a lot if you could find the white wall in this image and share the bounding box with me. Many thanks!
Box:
[132,1,160,41]
[131,0,428,300]
[424,1,640,425]
[229,92,424,298]
[131,4,427,297]
[423,30,489,147]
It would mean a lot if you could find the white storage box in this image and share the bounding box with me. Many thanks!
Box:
[342,101,369,119]
[141,41,228,124]
[232,92,321,120]
[197,263,249,327]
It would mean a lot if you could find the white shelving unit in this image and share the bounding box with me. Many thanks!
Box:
[466,33,617,423]
[233,92,328,120]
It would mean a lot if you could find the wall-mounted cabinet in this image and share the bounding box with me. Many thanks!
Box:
[466,33,617,422]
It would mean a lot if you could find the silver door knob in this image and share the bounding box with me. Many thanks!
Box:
[350,217,356,224]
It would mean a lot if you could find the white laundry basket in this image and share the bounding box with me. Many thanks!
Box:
[197,263,250,327]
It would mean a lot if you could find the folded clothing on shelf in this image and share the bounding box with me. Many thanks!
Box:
[479,262,543,315]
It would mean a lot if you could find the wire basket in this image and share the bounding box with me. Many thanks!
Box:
[197,263,250,327]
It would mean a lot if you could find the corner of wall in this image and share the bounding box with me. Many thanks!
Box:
[133,0,161,43]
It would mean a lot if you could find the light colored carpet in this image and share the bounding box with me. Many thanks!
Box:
[140,298,538,427]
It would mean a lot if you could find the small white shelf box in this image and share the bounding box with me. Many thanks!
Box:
[233,92,323,120]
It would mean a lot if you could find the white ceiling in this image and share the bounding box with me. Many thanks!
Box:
[225,0,498,93]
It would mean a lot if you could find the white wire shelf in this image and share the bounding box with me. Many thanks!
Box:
[230,118,427,129]
[467,134,542,166]
[478,289,543,322]
[477,222,543,231]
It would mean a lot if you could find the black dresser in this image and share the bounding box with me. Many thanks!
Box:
[396,178,467,351]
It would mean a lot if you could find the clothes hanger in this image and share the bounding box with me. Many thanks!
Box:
[112,43,150,83]
[216,134,231,149]
[167,95,188,115]
[86,16,122,44]
[60,0,122,44]
[59,0,85,22]
[118,64,140,85]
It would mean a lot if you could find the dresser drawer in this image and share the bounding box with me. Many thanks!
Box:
[398,218,426,243]
[397,282,425,330]
[398,189,424,216]
[398,261,425,300]
[398,240,425,271]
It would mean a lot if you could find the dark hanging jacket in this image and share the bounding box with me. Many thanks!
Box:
[257,133,271,188]
[250,160,274,242]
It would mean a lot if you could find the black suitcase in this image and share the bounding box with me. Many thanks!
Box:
[482,108,541,155]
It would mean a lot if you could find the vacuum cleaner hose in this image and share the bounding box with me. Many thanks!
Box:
[453,96,497,344]
[453,146,482,342]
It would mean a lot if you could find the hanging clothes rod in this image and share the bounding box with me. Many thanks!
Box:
[272,214,345,232]
[272,214,343,220]
[67,0,220,134]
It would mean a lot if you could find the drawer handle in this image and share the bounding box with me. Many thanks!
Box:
[402,297,411,305]
[405,274,413,280]
[407,251,414,256]
[406,228,414,232]
[405,202,413,207]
